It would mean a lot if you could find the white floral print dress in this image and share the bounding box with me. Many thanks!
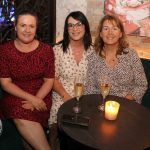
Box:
[48,44,94,126]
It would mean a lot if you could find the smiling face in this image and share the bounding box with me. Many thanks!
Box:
[68,16,85,42]
[15,14,37,44]
[100,20,122,46]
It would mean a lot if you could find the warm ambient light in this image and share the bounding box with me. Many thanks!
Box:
[105,101,120,120]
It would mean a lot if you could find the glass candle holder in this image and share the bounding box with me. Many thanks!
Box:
[105,101,120,120]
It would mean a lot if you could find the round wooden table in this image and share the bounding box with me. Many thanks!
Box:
[58,94,150,150]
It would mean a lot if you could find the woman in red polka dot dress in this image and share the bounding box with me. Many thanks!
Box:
[0,10,54,150]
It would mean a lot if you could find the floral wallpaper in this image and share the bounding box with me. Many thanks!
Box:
[104,0,150,37]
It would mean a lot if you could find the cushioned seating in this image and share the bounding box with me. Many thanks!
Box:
[0,120,24,150]
[0,88,24,150]
[141,59,150,109]
[0,88,3,99]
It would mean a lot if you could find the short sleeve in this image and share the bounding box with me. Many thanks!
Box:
[43,44,55,78]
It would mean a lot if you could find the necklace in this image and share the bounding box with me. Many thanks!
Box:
[105,57,118,67]
[102,47,118,66]
[109,58,116,62]
[103,51,118,66]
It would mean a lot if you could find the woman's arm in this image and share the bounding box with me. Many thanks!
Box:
[0,78,47,111]
[85,53,100,94]
[52,45,72,102]
[22,78,54,110]
[127,49,148,103]
[53,78,72,102]
[36,78,54,99]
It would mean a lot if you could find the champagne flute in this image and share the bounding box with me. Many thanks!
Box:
[98,75,111,111]
[73,76,84,113]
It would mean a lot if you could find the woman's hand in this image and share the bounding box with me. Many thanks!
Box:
[31,97,47,111]
[22,97,47,111]
[22,101,34,111]
[0,78,50,111]
[62,93,72,102]
[53,78,72,102]
[125,94,135,101]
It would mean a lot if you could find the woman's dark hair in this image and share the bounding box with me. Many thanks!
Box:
[60,11,92,52]
[94,15,129,57]
[15,9,38,27]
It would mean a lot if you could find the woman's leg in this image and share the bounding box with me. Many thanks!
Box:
[22,138,34,150]
[14,119,51,150]
[49,123,58,150]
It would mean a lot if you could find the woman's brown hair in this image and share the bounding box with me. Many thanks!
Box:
[94,15,129,57]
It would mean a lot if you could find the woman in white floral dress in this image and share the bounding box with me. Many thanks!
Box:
[48,11,94,150]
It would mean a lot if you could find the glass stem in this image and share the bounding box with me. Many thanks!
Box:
[76,97,79,105]
[102,96,105,105]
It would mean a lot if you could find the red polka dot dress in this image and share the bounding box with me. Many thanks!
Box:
[0,41,55,127]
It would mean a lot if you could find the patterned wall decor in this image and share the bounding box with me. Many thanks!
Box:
[0,0,15,44]
[104,0,150,37]
[56,0,150,59]
[56,0,104,42]
[0,0,56,44]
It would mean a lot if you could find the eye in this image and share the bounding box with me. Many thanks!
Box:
[113,27,119,30]
[21,24,26,27]
[30,25,35,28]
[77,22,82,27]
[102,26,108,31]
[68,23,73,28]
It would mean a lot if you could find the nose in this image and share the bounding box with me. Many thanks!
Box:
[72,25,78,31]
[25,26,30,32]
[108,29,113,35]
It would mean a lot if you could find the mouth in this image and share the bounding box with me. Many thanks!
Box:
[23,34,32,37]
[107,37,115,40]
[71,32,80,36]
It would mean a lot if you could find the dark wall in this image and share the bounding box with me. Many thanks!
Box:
[141,59,150,109]
[0,0,56,44]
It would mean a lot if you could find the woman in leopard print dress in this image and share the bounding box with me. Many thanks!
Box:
[85,15,147,104]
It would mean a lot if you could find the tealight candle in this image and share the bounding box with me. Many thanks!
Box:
[105,101,120,120]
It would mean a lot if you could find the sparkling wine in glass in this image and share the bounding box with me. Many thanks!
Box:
[98,75,111,111]
[73,76,84,113]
